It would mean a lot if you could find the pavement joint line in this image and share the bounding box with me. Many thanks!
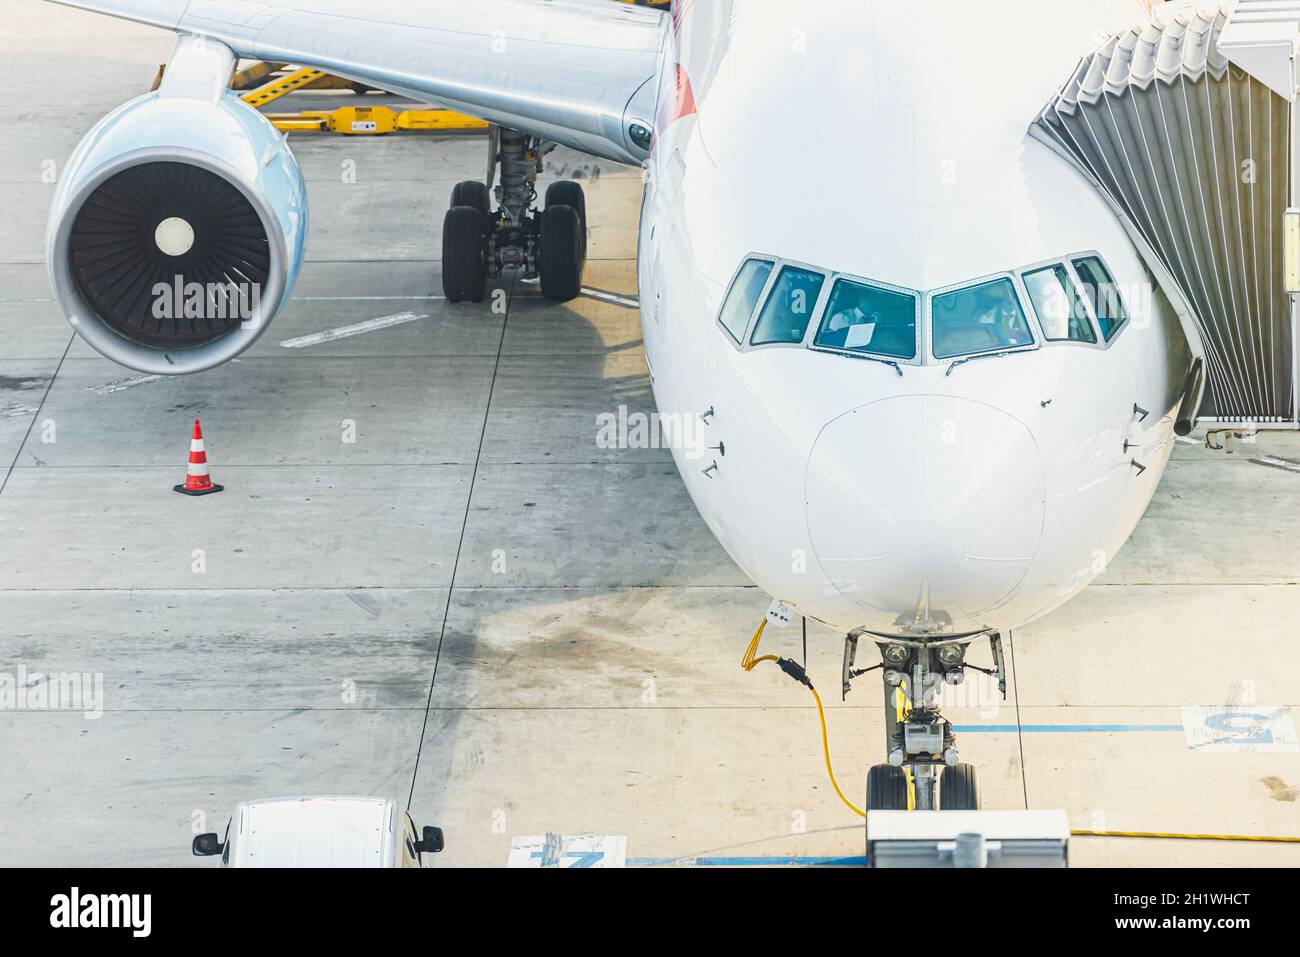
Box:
[6,706,1264,715]
[25,352,644,360]
[2,462,683,469]
[0,331,72,498]
[10,582,1292,591]
[1008,629,1030,809]
[0,706,890,714]
[0,584,761,592]
[406,273,515,810]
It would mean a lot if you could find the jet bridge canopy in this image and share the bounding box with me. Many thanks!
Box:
[1032,2,1299,427]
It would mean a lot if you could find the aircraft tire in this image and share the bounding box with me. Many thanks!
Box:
[940,763,980,810]
[866,764,909,811]
[451,180,491,218]
[545,180,587,230]
[539,204,584,301]
[545,180,587,262]
[442,205,488,303]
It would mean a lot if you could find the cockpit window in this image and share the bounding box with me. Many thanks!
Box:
[718,258,774,343]
[1071,255,1127,341]
[750,265,826,345]
[813,279,917,359]
[1022,265,1096,343]
[930,277,1035,359]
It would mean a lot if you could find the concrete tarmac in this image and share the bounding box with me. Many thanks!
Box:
[1,0,1297,867]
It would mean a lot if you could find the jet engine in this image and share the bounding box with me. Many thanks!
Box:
[46,39,307,374]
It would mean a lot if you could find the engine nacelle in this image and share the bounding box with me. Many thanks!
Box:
[47,40,307,374]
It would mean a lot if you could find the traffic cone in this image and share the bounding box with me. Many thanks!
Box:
[173,419,224,496]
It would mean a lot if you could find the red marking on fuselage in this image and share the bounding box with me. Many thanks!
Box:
[671,64,697,121]
[651,64,697,152]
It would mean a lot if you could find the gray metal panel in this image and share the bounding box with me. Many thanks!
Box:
[1034,5,1296,424]
[47,0,668,165]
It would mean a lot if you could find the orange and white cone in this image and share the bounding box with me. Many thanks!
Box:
[173,419,224,496]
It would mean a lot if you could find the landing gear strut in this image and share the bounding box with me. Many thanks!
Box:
[845,630,1007,811]
[440,126,587,303]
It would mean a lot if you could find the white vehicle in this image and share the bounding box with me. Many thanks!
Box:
[192,796,444,868]
[45,0,1299,810]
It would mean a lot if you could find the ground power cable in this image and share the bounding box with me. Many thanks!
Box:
[741,616,1300,846]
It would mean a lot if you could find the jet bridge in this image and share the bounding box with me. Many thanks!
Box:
[1032,1,1300,428]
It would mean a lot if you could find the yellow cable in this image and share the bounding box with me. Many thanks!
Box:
[1071,829,1300,844]
[742,616,865,817]
[739,615,1300,843]
[808,683,867,818]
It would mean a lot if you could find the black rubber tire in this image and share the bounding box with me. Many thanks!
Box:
[940,763,980,810]
[442,206,488,303]
[546,180,587,263]
[450,180,491,218]
[539,204,583,301]
[866,764,910,811]
[545,180,587,229]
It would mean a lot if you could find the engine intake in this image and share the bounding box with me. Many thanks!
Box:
[48,43,306,374]
[69,161,272,348]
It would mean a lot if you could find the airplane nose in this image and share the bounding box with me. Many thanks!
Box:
[805,395,1045,630]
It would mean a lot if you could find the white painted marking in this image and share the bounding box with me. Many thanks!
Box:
[1251,454,1300,474]
[291,295,447,302]
[279,311,431,348]
[1181,706,1298,752]
[580,286,640,308]
[508,834,626,868]
[0,404,37,419]
[88,374,166,395]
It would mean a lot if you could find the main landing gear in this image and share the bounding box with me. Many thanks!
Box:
[844,630,1007,812]
[441,126,587,303]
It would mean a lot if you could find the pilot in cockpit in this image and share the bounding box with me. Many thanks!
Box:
[824,287,880,349]
[936,280,1032,351]
[973,284,1025,342]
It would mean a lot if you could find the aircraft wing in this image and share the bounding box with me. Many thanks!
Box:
[47,0,668,165]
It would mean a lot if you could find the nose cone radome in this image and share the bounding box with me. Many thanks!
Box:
[805,395,1045,631]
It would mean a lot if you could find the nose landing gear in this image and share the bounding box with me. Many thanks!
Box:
[440,126,587,303]
[846,630,1007,812]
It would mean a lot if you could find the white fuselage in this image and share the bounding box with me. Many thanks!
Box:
[637,0,1193,638]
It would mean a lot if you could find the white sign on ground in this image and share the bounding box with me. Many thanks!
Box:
[1180,706,1299,753]
[508,834,627,868]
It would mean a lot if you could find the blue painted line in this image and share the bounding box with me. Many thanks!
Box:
[628,855,867,867]
[953,724,1183,733]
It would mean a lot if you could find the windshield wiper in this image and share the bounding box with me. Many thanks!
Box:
[944,348,1028,377]
[837,351,904,376]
